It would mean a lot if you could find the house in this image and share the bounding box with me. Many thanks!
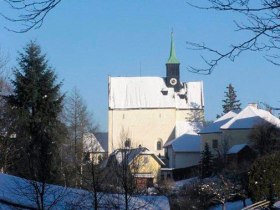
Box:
[199,110,238,154]
[226,144,255,163]
[83,132,108,164]
[108,33,204,155]
[200,103,280,156]
[104,147,165,188]
[163,131,202,169]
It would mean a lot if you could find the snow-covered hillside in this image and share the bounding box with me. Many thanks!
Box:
[0,173,169,210]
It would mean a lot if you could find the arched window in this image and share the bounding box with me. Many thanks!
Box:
[157,139,163,150]
[125,138,131,148]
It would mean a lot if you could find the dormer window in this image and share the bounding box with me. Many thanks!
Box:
[161,88,168,95]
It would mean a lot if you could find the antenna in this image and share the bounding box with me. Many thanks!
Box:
[139,61,142,77]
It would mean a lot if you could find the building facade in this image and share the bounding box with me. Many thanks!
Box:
[108,33,205,155]
[200,103,280,156]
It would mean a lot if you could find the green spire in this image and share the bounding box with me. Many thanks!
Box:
[167,32,180,64]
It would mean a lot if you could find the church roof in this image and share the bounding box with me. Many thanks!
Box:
[167,32,180,64]
[108,77,204,109]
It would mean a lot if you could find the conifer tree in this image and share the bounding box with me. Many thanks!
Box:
[248,152,280,202]
[8,41,64,184]
[200,143,214,178]
[222,83,241,114]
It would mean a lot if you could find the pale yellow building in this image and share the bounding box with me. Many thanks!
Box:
[108,34,205,155]
[105,147,165,187]
[200,104,280,156]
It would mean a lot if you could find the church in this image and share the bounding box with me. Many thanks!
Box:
[108,33,205,156]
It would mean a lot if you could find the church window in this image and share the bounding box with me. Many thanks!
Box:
[125,138,131,148]
[157,139,163,150]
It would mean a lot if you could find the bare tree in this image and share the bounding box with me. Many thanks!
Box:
[104,129,150,210]
[186,0,280,74]
[0,49,16,174]
[0,51,14,174]
[82,134,108,210]
[1,0,62,33]
[249,122,280,156]
[63,87,97,187]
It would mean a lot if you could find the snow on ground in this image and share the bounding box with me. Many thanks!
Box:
[209,199,252,210]
[0,173,170,210]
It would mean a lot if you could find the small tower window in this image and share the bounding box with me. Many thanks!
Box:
[125,138,131,148]
[157,139,163,150]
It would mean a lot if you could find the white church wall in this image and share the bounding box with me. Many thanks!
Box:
[108,109,176,155]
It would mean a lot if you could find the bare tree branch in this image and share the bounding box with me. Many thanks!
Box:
[187,0,280,74]
[1,0,62,33]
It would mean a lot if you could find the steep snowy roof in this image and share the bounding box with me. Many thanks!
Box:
[199,111,238,134]
[164,133,201,152]
[227,144,247,154]
[83,132,108,153]
[109,77,204,109]
[221,105,280,130]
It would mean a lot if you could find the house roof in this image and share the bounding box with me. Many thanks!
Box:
[106,147,165,167]
[109,77,204,109]
[83,132,108,153]
[227,144,248,154]
[164,133,201,153]
[199,111,238,134]
[221,105,280,130]
[175,121,204,138]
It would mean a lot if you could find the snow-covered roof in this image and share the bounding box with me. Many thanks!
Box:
[164,133,201,152]
[175,121,203,137]
[83,132,108,153]
[199,111,238,134]
[109,77,204,109]
[227,144,248,154]
[221,105,280,130]
[107,147,165,167]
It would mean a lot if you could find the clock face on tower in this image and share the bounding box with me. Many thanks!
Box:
[170,78,178,86]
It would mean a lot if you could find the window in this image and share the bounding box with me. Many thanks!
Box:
[212,139,218,149]
[143,156,149,164]
[157,139,163,150]
[125,138,131,148]
[84,152,90,162]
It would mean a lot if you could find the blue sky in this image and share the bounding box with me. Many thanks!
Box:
[1,0,280,131]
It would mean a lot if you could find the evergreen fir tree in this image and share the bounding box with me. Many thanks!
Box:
[248,152,280,202]
[222,83,241,114]
[200,143,214,178]
[8,41,64,183]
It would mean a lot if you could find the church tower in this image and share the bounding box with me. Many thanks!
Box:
[166,32,180,91]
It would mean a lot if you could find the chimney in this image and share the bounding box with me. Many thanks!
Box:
[248,103,258,108]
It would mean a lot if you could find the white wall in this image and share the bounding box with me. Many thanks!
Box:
[166,146,200,169]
